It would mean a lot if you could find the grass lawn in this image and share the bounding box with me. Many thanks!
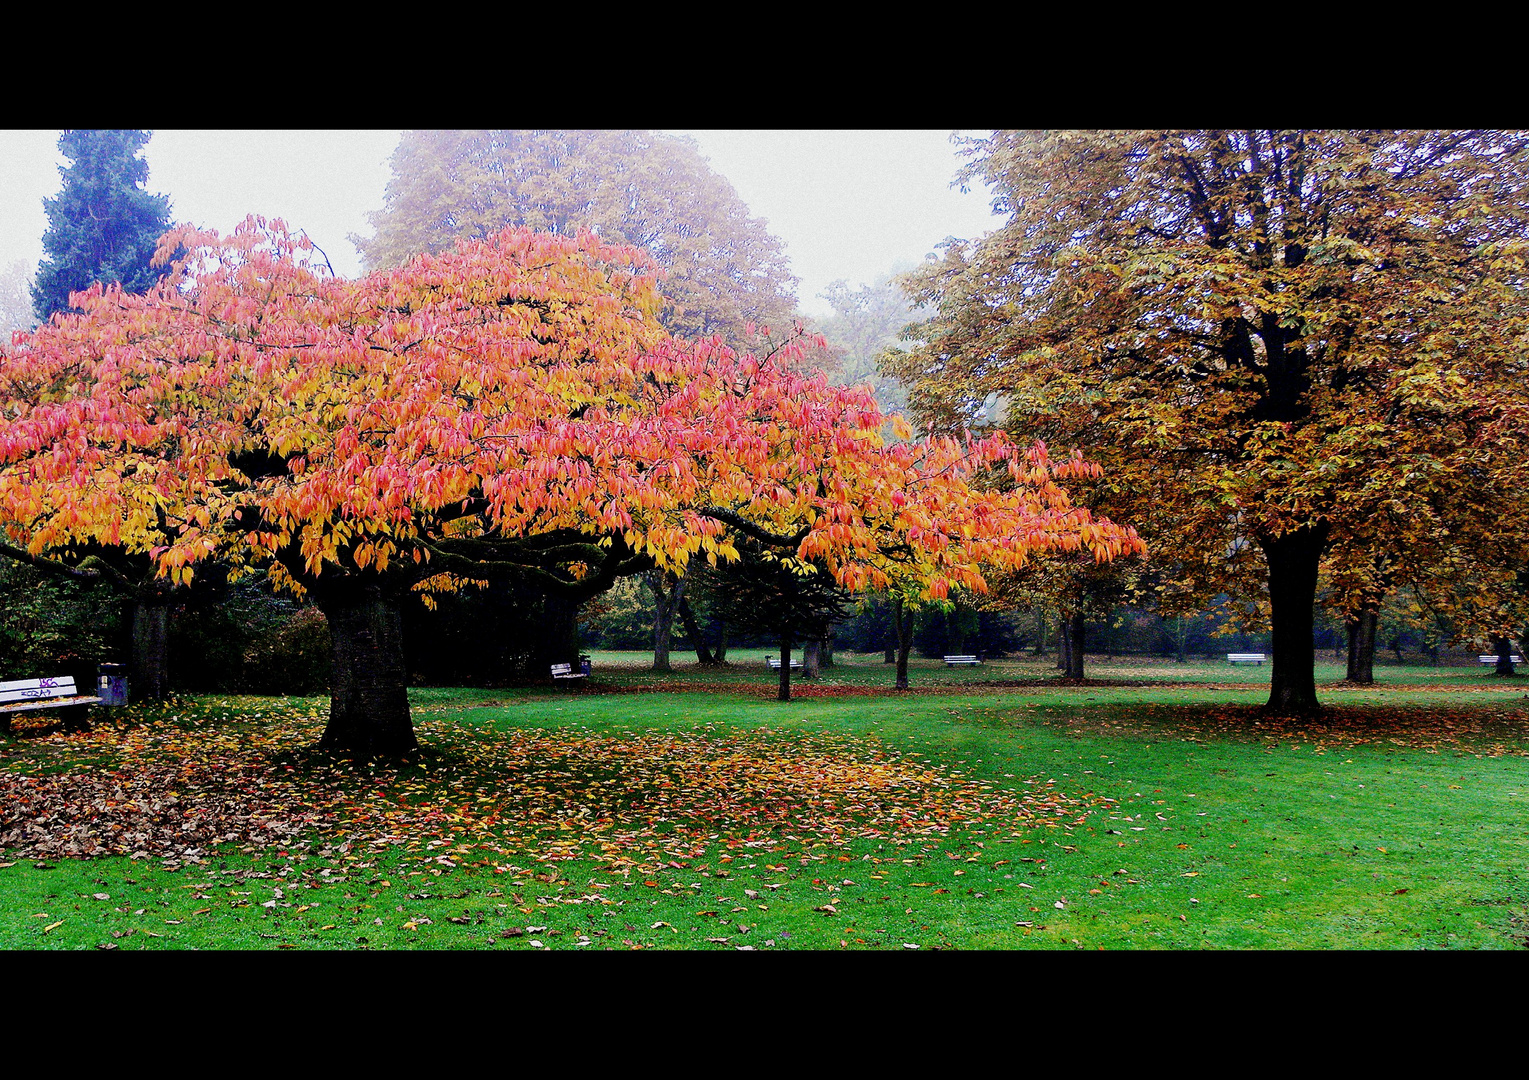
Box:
[3,652,1526,950]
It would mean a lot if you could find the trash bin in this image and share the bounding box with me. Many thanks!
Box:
[97,663,129,706]
[579,654,592,677]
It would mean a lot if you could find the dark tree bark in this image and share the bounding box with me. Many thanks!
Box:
[1259,523,1330,714]
[713,618,728,663]
[778,633,793,702]
[1034,609,1046,657]
[1057,617,1069,670]
[893,596,913,690]
[677,595,716,664]
[540,591,581,670]
[130,598,171,702]
[1064,610,1085,679]
[314,579,416,756]
[1490,634,1517,676]
[802,638,820,679]
[649,570,686,674]
[1345,607,1377,684]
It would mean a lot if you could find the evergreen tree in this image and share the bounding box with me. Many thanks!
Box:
[31,130,172,322]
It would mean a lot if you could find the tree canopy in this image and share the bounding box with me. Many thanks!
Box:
[1,218,1142,755]
[889,130,1529,712]
[31,130,173,322]
[352,130,800,345]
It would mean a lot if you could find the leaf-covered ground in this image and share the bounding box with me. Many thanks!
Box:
[1,700,1098,874]
[4,678,1526,950]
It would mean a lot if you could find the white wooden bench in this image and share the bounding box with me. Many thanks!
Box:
[1227,653,1266,665]
[1478,654,1522,666]
[550,663,587,681]
[765,656,802,670]
[944,655,981,666]
[1,675,103,733]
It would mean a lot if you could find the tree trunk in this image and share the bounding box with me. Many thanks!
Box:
[894,595,913,690]
[649,571,686,674]
[1056,617,1069,670]
[1065,610,1085,679]
[820,633,834,667]
[1345,607,1377,684]
[802,638,820,679]
[130,599,171,702]
[315,581,416,756]
[1259,524,1329,714]
[1175,615,1187,664]
[1033,609,1046,657]
[713,619,728,663]
[678,596,716,665]
[1490,634,1517,676]
[542,591,581,669]
[778,632,793,702]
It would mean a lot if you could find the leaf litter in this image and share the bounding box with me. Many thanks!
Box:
[1,698,1097,871]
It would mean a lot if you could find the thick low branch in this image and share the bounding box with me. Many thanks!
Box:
[699,507,811,549]
[0,540,136,590]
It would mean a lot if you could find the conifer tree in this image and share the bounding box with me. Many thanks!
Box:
[31,130,172,322]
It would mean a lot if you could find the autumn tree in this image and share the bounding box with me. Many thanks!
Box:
[707,539,851,700]
[353,130,799,345]
[0,219,1142,756]
[812,271,924,417]
[31,130,174,322]
[890,130,1529,713]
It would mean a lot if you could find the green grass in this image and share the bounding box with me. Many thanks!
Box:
[3,655,1527,950]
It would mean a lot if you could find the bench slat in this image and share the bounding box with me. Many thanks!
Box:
[0,676,79,705]
[0,695,102,713]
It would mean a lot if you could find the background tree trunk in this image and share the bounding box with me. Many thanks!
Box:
[1065,610,1085,679]
[130,599,170,702]
[778,633,793,702]
[1260,524,1329,714]
[1345,608,1377,684]
[649,571,686,674]
[678,595,715,665]
[315,581,416,756]
[802,638,820,679]
[894,596,913,690]
[1490,634,1517,676]
[1057,617,1069,670]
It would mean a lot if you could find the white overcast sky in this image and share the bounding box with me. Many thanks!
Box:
[0,129,1004,317]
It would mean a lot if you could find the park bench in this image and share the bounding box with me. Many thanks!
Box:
[1227,653,1267,665]
[944,655,981,666]
[765,656,803,670]
[550,662,587,681]
[1478,654,1522,666]
[0,674,103,734]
